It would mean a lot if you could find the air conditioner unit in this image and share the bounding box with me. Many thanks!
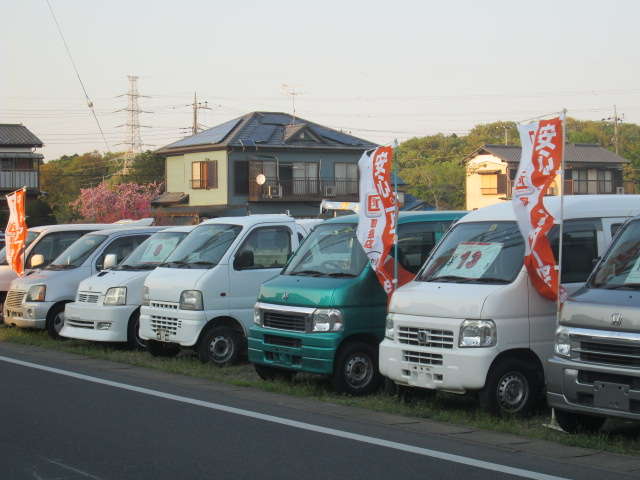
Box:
[268,185,282,198]
[324,185,337,197]
[616,186,625,194]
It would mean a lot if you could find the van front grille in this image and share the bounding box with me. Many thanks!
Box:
[264,334,301,348]
[66,319,95,329]
[576,341,640,368]
[77,292,100,304]
[150,316,181,335]
[5,290,25,309]
[263,311,307,332]
[398,327,454,349]
[402,350,444,366]
[151,301,178,310]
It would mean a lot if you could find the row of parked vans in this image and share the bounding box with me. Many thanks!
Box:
[3,195,640,433]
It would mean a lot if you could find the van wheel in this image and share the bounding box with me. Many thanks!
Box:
[254,364,296,382]
[197,326,242,367]
[46,304,66,339]
[332,341,382,396]
[126,312,146,350]
[479,358,542,416]
[147,340,180,358]
[554,409,606,434]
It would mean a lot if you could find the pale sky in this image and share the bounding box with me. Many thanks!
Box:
[2,0,639,160]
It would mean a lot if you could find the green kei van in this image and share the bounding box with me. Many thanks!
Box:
[248,211,466,395]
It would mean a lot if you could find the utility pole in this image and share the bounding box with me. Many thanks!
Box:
[190,93,211,135]
[603,105,624,155]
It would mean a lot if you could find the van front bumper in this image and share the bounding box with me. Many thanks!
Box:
[547,356,640,421]
[139,305,206,347]
[379,338,495,393]
[61,301,137,342]
[3,301,52,329]
[248,326,340,375]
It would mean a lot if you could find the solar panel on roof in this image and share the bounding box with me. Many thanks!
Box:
[309,126,362,146]
[167,117,241,148]
[259,113,292,125]
[253,125,277,143]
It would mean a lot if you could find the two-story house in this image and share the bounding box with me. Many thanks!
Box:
[153,111,377,224]
[465,143,631,210]
[0,124,42,197]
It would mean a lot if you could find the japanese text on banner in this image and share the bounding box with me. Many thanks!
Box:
[5,188,28,277]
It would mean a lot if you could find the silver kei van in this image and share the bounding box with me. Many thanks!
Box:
[548,214,640,432]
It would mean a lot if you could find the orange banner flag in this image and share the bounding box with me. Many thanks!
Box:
[5,188,27,276]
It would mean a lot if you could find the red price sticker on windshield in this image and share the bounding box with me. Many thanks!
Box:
[438,242,503,279]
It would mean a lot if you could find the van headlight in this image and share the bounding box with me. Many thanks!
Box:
[459,319,496,347]
[554,327,571,358]
[104,287,127,306]
[180,290,203,311]
[142,285,150,306]
[385,315,394,340]
[311,308,343,332]
[253,304,262,326]
[26,285,46,302]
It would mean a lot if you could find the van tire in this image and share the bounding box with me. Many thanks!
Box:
[332,341,382,396]
[126,311,146,350]
[479,358,542,416]
[147,340,180,358]
[554,409,606,434]
[254,364,296,382]
[46,304,66,340]
[197,326,242,367]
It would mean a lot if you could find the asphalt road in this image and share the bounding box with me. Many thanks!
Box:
[0,345,637,480]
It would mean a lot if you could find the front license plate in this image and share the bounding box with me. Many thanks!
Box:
[593,381,630,411]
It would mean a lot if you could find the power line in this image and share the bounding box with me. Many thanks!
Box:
[44,0,110,151]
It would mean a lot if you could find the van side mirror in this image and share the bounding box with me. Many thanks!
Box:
[29,254,45,268]
[234,250,254,270]
[103,253,119,270]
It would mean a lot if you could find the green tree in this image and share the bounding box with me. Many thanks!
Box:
[125,150,165,185]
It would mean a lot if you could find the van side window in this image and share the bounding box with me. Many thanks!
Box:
[396,221,452,274]
[235,226,292,270]
[96,235,149,270]
[549,219,600,283]
[26,231,91,267]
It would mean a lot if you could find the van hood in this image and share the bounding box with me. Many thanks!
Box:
[145,267,210,303]
[78,270,149,295]
[259,271,386,309]
[11,269,63,290]
[562,287,640,332]
[389,280,508,319]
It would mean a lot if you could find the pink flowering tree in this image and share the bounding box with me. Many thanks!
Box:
[72,182,163,223]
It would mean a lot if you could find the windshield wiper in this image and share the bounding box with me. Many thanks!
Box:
[427,275,475,283]
[289,270,325,277]
[326,272,357,278]
[187,261,216,268]
[466,277,511,284]
[601,283,640,290]
[46,264,76,270]
[162,260,189,268]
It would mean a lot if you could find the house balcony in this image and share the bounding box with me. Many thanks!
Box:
[248,178,358,202]
[0,170,38,191]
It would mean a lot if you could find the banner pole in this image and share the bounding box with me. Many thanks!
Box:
[393,139,399,293]
[556,109,567,318]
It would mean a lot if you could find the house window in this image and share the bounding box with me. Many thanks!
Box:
[292,162,319,195]
[334,162,358,194]
[573,168,613,194]
[191,160,218,190]
[479,172,508,196]
[15,158,33,170]
[234,161,249,195]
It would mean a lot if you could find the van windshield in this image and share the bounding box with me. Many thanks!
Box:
[163,224,242,268]
[47,235,108,270]
[591,219,640,289]
[284,223,368,278]
[418,221,525,284]
[0,230,40,265]
[116,231,188,270]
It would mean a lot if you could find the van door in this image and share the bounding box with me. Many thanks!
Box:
[227,225,295,330]
[530,218,602,366]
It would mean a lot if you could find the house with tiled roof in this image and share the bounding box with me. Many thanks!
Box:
[0,124,42,196]
[153,111,378,223]
[465,143,631,210]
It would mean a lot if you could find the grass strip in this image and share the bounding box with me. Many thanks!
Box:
[2,326,639,455]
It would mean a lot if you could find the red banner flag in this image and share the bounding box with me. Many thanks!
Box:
[5,188,28,276]
[513,115,565,300]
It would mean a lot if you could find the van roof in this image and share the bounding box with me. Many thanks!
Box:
[324,210,467,225]
[460,195,640,223]
[28,223,130,233]
[162,225,196,233]
[84,226,165,237]
[200,214,295,227]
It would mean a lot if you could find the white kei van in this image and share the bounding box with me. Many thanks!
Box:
[60,226,194,348]
[4,226,163,338]
[0,223,136,315]
[379,195,640,415]
[139,215,318,365]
